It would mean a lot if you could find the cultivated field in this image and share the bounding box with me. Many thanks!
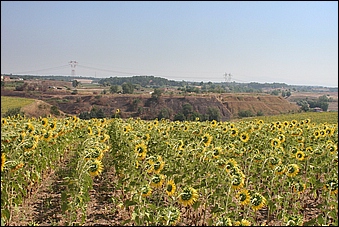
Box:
[1,112,338,226]
[1,96,35,116]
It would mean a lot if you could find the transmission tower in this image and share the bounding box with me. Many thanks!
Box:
[224,72,232,83]
[69,61,78,76]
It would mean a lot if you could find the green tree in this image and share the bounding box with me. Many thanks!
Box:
[207,107,221,121]
[151,88,163,101]
[72,80,80,88]
[158,108,171,120]
[110,85,119,93]
[122,82,134,94]
[297,100,310,112]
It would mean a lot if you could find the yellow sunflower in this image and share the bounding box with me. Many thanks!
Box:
[87,126,93,135]
[239,132,250,143]
[1,118,7,125]
[211,120,217,127]
[135,143,147,161]
[268,157,282,168]
[41,117,49,127]
[25,123,35,134]
[323,179,338,195]
[250,192,267,211]
[231,174,245,190]
[49,121,57,130]
[165,179,176,196]
[150,174,165,188]
[230,128,238,137]
[270,138,281,148]
[274,164,286,175]
[277,133,285,143]
[141,184,152,198]
[225,159,238,174]
[88,159,103,177]
[212,146,223,159]
[237,188,251,206]
[179,186,199,206]
[160,206,181,226]
[152,156,165,174]
[292,181,306,195]
[295,151,305,161]
[202,133,213,147]
[1,153,6,171]
[286,164,300,177]
[240,219,251,226]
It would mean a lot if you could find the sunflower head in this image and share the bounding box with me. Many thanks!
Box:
[1,118,7,125]
[239,132,250,143]
[268,157,282,168]
[274,164,286,175]
[286,164,300,177]
[179,186,199,206]
[212,146,223,158]
[216,217,233,226]
[88,159,103,177]
[292,181,307,195]
[231,174,245,190]
[160,206,181,226]
[323,179,338,195]
[165,179,176,196]
[135,143,147,160]
[42,118,49,127]
[141,184,152,198]
[152,159,165,174]
[150,174,165,188]
[250,192,267,211]
[237,189,251,206]
[271,138,281,148]
[202,133,213,147]
[284,214,303,226]
[295,150,306,161]
[225,159,238,173]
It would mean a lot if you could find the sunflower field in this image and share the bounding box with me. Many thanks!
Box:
[1,112,338,226]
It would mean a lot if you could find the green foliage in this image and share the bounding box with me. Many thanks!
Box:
[3,107,24,117]
[122,82,135,94]
[238,110,255,118]
[72,80,80,88]
[296,100,310,112]
[151,88,163,101]
[50,105,60,116]
[256,110,264,116]
[158,108,171,120]
[110,85,119,93]
[206,107,221,121]
[79,107,105,119]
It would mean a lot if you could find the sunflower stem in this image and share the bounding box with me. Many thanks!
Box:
[224,183,232,214]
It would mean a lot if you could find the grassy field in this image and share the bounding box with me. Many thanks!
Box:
[1,96,35,116]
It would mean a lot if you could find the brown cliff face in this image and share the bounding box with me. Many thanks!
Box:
[1,90,300,120]
[46,93,299,120]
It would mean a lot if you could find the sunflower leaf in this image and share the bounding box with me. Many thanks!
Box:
[192,201,201,210]
[124,199,137,208]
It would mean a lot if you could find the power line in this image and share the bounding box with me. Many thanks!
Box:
[77,64,141,75]
[10,64,69,74]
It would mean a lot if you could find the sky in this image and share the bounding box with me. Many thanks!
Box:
[1,1,338,87]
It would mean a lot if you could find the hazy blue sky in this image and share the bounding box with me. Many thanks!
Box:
[1,1,338,87]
